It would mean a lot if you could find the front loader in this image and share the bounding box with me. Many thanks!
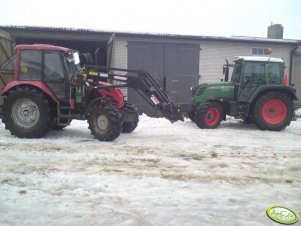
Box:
[0,44,183,141]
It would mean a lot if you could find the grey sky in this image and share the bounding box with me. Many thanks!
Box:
[0,0,300,39]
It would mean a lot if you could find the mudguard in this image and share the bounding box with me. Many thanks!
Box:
[2,81,57,102]
[249,85,298,103]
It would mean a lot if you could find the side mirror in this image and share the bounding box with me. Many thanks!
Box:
[223,59,229,82]
[223,65,226,74]
[80,53,94,65]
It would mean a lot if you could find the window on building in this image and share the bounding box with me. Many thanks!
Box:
[251,47,270,55]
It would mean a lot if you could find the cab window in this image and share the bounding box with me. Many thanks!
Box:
[231,61,242,83]
[44,51,65,81]
[19,50,42,80]
[268,62,282,84]
[243,62,265,81]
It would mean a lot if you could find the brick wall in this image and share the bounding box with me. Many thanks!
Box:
[111,38,129,98]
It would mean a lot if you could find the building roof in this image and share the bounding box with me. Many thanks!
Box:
[1,25,300,45]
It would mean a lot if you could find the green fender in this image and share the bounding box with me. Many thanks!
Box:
[249,85,298,104]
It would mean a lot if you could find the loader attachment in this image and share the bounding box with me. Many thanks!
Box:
[82,66,184,123]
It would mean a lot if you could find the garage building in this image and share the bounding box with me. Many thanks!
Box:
[0,26,300,114]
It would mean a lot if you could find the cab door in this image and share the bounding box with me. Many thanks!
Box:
[42,51,68,100]
[237,61,265,102]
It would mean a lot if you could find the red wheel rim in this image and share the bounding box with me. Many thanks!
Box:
[205,108,220,126]
[261,99,287,124]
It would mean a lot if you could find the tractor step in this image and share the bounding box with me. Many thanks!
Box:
[59,106,73,110]
[56,102,73,127]
[59,114,73,118]
[0,106,3,119]
[57,122,70,126]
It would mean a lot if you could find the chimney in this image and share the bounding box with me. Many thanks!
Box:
[267,23,283,39]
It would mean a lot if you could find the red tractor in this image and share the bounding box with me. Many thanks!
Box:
[0,44,183,141]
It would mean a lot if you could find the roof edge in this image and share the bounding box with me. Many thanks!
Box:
[1,25,300,44]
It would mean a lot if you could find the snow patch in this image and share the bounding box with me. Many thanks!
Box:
[0,115,301,226]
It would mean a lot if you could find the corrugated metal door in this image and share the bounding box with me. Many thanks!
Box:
[128,41,164,115]
[128,41,199,116]
[164,43,200,104]
[0,30,13,65]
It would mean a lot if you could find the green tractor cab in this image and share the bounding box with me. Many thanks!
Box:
[189,56,297,131]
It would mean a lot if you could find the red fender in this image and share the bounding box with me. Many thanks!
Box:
[3,81,58,102]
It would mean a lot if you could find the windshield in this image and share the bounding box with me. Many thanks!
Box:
[65,51,80,78]
[231,60,242,83]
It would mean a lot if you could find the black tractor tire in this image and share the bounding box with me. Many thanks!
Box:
[2,87,53,138]
[88,104,122,141]
[195,102,224,129]
[120,101,139,133]
[53,125,68,130]
[187,111,196,122]
[52,119,72,130]
[243,116,253,124]
[252,92,293,131]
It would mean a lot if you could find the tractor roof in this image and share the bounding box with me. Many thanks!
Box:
[15,44,72,52]
[235,56,283,63]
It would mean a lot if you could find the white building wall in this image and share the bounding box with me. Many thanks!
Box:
[112,36,297,100]
[199,41,294,83]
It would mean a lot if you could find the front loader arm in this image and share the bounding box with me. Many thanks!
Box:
[82,65,183,122]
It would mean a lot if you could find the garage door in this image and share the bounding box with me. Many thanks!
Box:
[128,41,200,116]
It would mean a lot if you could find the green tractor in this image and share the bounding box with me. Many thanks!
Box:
[189,56,298,131]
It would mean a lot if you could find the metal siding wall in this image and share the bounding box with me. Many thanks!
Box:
[199,41,293,83]
[0,30,14,65]
[292,49,301,102]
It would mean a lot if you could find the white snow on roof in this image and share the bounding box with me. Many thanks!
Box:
[235,56,284,63]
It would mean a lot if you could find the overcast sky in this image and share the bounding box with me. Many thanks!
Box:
[0,0,300,39]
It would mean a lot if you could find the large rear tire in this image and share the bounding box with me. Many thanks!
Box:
[195,102,223,129]
[120,101,139,133]
[2,87,53,138]
[253,92,293,131]
[88,104,122,141]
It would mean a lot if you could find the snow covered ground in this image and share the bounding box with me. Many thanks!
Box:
[0,114,300,226]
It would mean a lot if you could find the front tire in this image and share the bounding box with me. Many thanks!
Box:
[253,92,293,131]
[88,104,122,141]
[3,87,53,138]
[195,102,223,129]
[120,101,139,133]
